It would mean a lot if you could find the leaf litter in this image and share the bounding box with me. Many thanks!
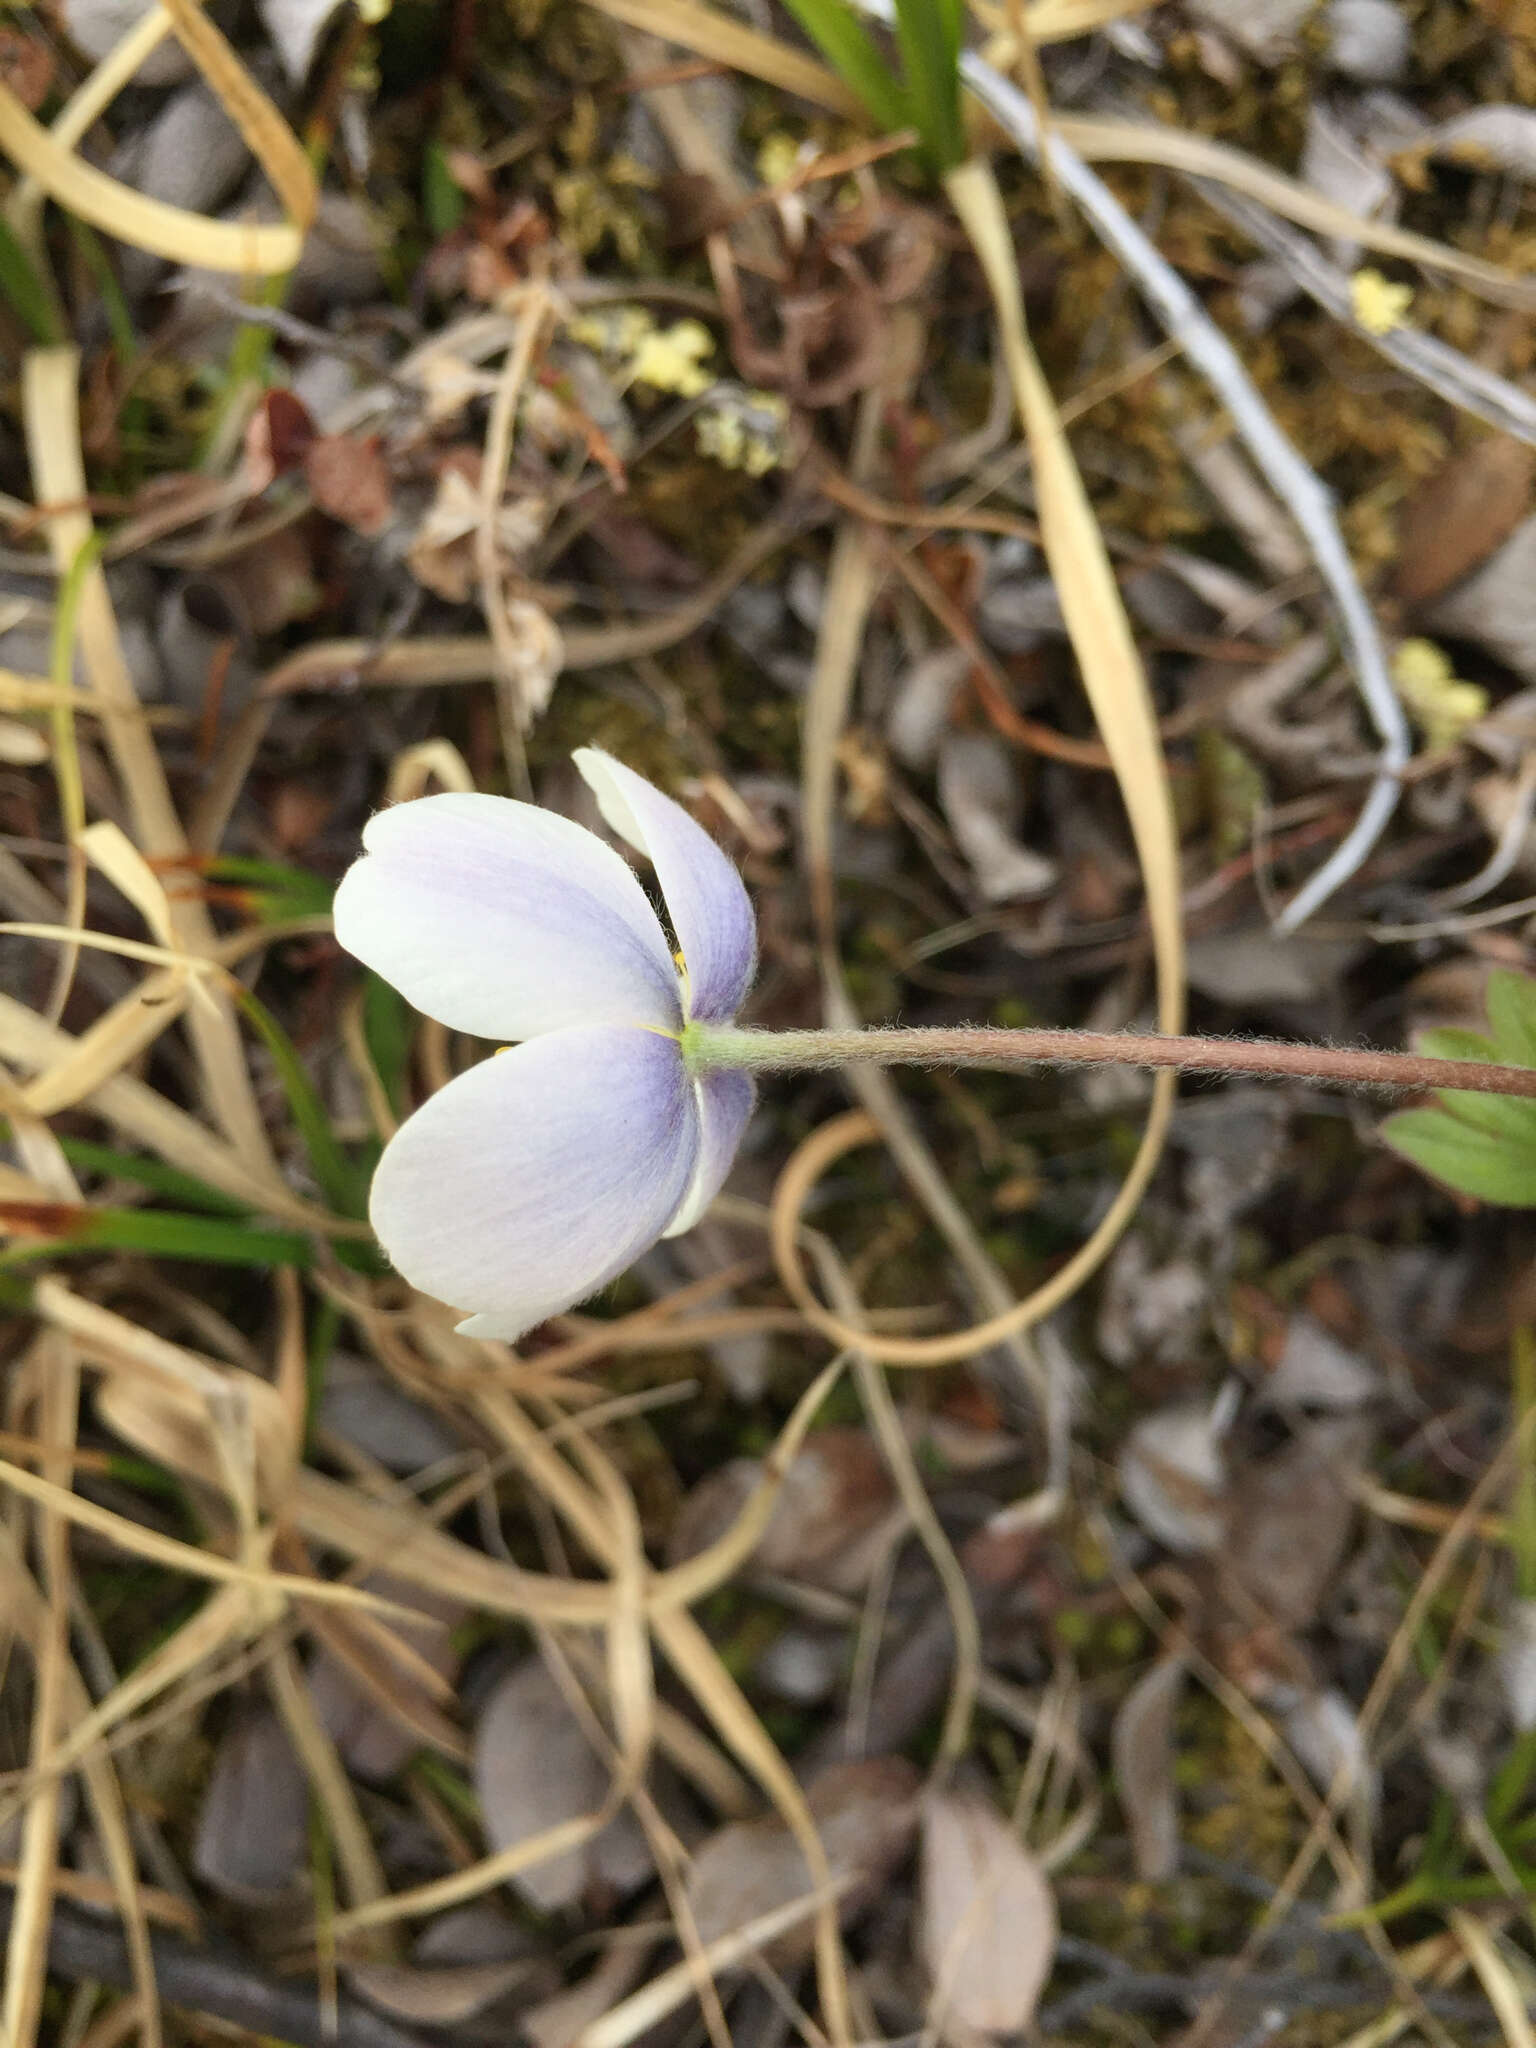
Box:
[2,4,1536,2048]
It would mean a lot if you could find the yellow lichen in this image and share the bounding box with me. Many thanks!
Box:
[569,307,716,399]
[1350,268,1413,336]
[629,320,715,398]
[695,388,792,476]
[756,132,803,187]
[1393,638,1489,752]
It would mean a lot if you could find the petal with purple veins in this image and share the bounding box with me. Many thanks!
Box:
[574,749,756,1023]
[334,792,680,1042]
[370,1025,699,1340]
[664,1067,755,1237]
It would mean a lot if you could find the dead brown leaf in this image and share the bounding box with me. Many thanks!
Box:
[1222,1417,1371,1631]
[245,386,316,490]
[0,26,54,111]
[1111,1654,1187,1881]
[918,1788,1057,2037]
[347,1958,556,2026]
[685,1756,921,1962]
[303,433,394,537]
[667,1427,897,1588]
[1395,435,1535,609]
[191,1701,309,1902]
[472,1657,651,1914]
[1426,514,1536,683]
[1119,1397,1232,1554]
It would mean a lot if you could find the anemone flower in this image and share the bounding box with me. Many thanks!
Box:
[334,751,756,1340]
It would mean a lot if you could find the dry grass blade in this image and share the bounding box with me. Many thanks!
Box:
[797,347,1053,1414]
[1200,184,1536,447]
[582,0,860,109]
[794,1224,982,1772]
[0,1459,434,1624]
[1179,1425,1526,2048]
[318,1810,636,1939]
[980,0,1154,36]
[1448,1916,1534,2048]
[580,0,1531,310]
[22,355,183,859]
[450,1369,856,2044]
[0,89,301,273]
[0,1520,162,2048]
[770,163,1183,1366]
[17,971,189,1120]
[476,290,557,756]
[655,1357,849,1607]
[955,54,1411,930]
[651,1611,856,2048]
[266,1648,398,1960]
[287,1468,620,1625]
[0,669,127,716]
[4,5,176,253]
[0,992,358,1230]
[0,0,312,272]
[36,1277,294,1420]
[580,1453,656,1793]
[82,823,176,950]
[4,1584,268,1820]
[575,1879,852,2048]
[3,1336,83,2048]
[1,1071,80,1207]
[21,350,280,1176]
[1052,113,1536,313]
[158,0,315,237]
[0,924,221,974]
[947,161,1182,1018]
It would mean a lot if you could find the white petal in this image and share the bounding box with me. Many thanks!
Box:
[371,1025,699,1339]
[334,792,680,1041]
[574,750,756,1023]
[664,1067,755,1237]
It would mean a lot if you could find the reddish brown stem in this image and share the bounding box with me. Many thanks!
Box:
[692,1025,1536,1100]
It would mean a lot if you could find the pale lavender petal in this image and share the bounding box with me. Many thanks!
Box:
[334,792,680,1041]
[663,1067,755,1237]
[574,750,756,1023]
[371,1025,699,1339]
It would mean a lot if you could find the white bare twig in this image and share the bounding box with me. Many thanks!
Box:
[959,52,1413,932]
[1195,184,1536,448]
[853,1,1414,930]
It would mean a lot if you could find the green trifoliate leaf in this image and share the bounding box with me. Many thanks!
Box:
[1488,968,1536,1069]
[1381,1106,1536,1208]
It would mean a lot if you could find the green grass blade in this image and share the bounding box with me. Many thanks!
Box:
[0,217,63,344]
[55,1135,254,1216]
[362,972,412,1125]
[0,1203,313,1270]
[235,988,387,1273]
[1489,1727,1536,1831]
[201,854,336,921]
[234,986,368,1220]
[892,0,965,172]
[67,220,138,363]
[781,0,910,135]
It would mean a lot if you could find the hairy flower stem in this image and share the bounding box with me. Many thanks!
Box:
[686,1025,1536,1100]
